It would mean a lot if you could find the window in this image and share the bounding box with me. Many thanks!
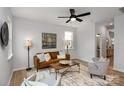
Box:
[64,31,73,49]
[7,16,13,60]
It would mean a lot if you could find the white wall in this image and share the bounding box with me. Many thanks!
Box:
[114,14,124,72]
[13,17,77,70]
[76,21,95,62]
[0,8,13,85]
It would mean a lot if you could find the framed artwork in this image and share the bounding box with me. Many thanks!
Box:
[42,33,57,49]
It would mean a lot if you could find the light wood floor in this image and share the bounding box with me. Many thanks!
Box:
[9,60,124,86]
[9,69,27,86]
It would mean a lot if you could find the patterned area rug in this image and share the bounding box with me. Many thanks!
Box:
[27,64,117,86]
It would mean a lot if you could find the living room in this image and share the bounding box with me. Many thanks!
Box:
[0,7,124,86]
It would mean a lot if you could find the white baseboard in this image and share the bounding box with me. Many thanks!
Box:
[13,66,34,72]
[13,67,27,72]
[78,58,91,63]
[7,71,13,86]
[113,67,124,73]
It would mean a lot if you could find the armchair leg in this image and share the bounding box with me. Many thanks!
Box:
[37,68,38,72]
[104,75,106,80]
[90,74,93,78]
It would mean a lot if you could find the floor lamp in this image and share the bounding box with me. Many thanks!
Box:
[25,39,32,71]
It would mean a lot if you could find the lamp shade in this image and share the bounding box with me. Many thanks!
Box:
[96,34,100,37]
[25,39,32,48]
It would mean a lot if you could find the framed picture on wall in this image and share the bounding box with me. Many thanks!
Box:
[42,33,57,49]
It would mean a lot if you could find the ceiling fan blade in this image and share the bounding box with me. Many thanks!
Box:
[76,18,83,22]
[58,16,70,18]
[70,9,75,15]
[66,19,71,23]
[76,12,91,17]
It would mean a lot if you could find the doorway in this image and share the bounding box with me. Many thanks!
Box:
[95,21,114,68]
[106,26,114,67]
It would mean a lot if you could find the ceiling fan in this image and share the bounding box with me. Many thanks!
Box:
[58,9,91,23]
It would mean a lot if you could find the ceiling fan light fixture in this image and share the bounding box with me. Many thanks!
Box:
[71,17,76,21]
[58,9,91,23]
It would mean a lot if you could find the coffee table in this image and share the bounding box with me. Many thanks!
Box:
[49,60,80,79]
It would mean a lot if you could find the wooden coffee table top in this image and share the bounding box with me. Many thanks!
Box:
[50,60,79,70]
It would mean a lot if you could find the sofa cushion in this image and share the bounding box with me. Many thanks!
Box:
[49,52,59,59]
[59,50,65,55]
[38,59,59,68]
[57,55,66,59]
[37,53,46,62]
[57,50,66,59]
[44,53,51,61]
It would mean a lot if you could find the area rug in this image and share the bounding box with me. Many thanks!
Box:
[27,64,117,86]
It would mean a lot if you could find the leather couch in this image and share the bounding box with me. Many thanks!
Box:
[34,51,70,71]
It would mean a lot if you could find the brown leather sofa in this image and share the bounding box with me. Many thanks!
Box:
[34,51,70,71]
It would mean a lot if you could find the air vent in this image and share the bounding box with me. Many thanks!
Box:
[119,7,124,13]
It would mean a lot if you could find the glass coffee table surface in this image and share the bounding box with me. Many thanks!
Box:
[49,60,80,79]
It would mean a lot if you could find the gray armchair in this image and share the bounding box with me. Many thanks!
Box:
[92,57,99,62]
[88,58,109,80]
[21,70,61,86]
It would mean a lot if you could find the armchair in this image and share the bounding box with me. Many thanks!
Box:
[88,59,109,80]
[21,70,61,86]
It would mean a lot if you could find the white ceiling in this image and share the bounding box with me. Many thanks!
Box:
[11,7,123,28]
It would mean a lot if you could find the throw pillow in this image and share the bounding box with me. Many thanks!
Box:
[44,53,51,61]
[58,50,66,59]
[37,53,45,62]
[59,50,65,55]
[57,55,66,59]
